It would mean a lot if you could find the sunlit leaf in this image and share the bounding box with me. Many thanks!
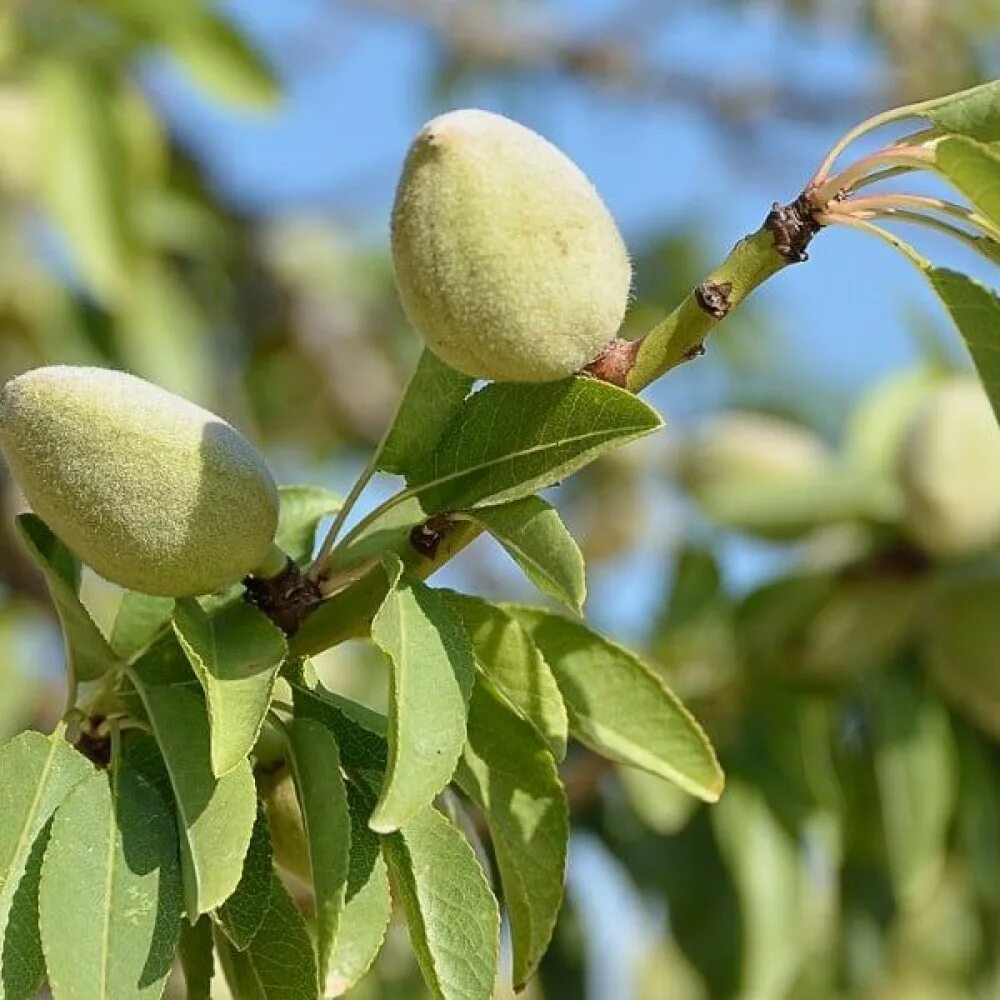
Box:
[38,760,182,999]
[924,79,1000,143]
[173,599,287,777]
[510,608,724,801]
[378,349,473,479]
[455,678,567,990]
[383,805,500,1000]
[127,644,257,917]
[470,496,586,612]
[0,730,92,1000]
[926,268,1000,422]
[276,486,342,565]
[285,718,350,984]
[368,559,474,833]
[409,377,662,513]
[445,592,567,760]
[935,136,1000,227]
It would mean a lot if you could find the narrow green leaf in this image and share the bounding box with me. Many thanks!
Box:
[166,14,280,109]
[445,593,568,760]
[470,496,586,612]
[39,761,183,999]
[289,663,388,773]
[409,378,662,514]
[215,807,272,950]
[455,678,568,990]
[368,561,475,833]
[214,873,319,1000]
[926,268,1000,422]
[0,822,49,1000]
[15,514,118,682]
[510,608,725,802]
[37,60,131,301]
[0,731,92,997]
[935,136,1000,227]
[325,782,391,996]
[924,78,1000,143]
[873,672,956,908]
[379,349,474,479]
[110,593,174,660]
[285,718,350,984]
[276,486,342,565]
[383,806,500,1000]
[173,599,287,777]
[713,781,812,1000]
[178,917,214,1000]
[127,656,257,917]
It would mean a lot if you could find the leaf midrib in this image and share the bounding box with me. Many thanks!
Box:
[98,770,118,998]
[415,422,656,501]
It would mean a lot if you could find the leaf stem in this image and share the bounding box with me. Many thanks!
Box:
[309,452,380,580]
[814,211,931,270]
[837,194,1000,242]
[811,146,935,206]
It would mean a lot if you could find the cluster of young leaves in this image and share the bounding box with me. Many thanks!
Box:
[0,357,723,1000]
[821,79,1000,418]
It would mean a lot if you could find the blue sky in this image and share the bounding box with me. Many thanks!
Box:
[141,0,999,639]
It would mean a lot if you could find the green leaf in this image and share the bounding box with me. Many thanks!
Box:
[935,136,1000,227]
[0,822,49,1000]
[926,268,1000,422]
[285,718,351,985]
[0,731,92,997]
[383,805,500,1000]
[469,497,586,612]
[510,608,724,802]
[214,872,319,1000]
[15,514,118,683]
[409,378,662,514]
[368,560,475,833]
[38,760,183,999]
[37,60,131,301]
[215,806,272,950]
[276,486,342,565]
[924,78,1000,143]
[445,593,568,760]
[173,599,287,777]
[166,14,281,109]
[379,349,474,479]
[712,781,813,1000]
[455,678,567,990]
[110,593,174,660]
[872,672,956,908]
[127,653,258,917]
[178,917,214,1000]
[289,663,388,773]
[325,783,391,996]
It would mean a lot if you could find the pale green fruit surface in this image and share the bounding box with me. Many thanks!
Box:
[900,376,1000,557]
[0,365,279,596]
[391,109,631,382]
[680,413,862,539]
[259,765,310,883]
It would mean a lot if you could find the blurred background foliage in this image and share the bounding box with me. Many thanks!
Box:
[1,1,999,998]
